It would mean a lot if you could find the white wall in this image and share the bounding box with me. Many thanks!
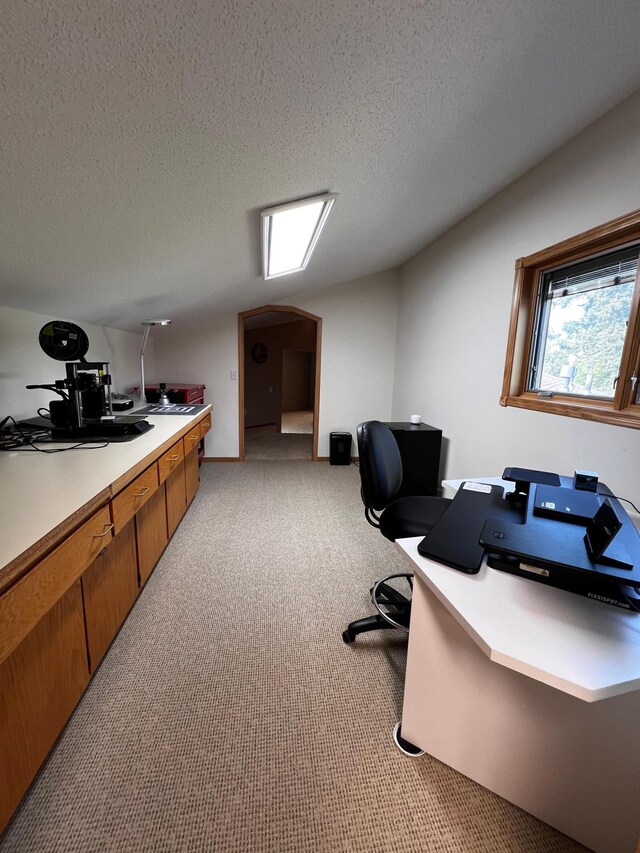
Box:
[155,312,238,458]
[155,269,400,458]
[0,306,150,421]
[392,92,640,499]
[288,270,400,454]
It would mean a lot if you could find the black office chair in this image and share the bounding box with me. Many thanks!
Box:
[342,420,451,644]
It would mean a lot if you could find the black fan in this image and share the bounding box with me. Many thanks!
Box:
[39,321,89,362]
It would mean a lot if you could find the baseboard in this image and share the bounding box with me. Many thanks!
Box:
[203,456,357,463]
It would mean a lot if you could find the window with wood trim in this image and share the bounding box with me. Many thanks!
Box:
[501,209,640,429]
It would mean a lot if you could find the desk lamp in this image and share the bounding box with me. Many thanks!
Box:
[140,319,171,403]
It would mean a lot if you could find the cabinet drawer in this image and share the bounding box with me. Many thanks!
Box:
[0,505,113,665]
[184,428,201,456]
[158,441,184,484]
[112,465,159,533]
[199,414,212,438]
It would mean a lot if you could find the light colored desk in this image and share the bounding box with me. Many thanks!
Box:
[396,535,640,853]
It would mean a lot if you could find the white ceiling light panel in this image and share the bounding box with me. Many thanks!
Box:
[261,193,337,280]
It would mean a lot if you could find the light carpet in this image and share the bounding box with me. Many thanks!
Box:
[0,462,586,853]
[244,426,312,459]
[281,411,314,434]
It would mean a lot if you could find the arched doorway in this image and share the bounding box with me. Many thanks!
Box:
[237,304,322,461]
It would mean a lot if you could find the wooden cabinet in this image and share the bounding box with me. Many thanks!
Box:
[136,486,169,586]
[0,581,89,832]
[0,408,211,832]
[166,463,187,538]
[185,441,200,506]
[82,519,139,671]
[0,504,112,665]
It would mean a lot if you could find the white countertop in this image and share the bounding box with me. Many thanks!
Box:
[396,535,640,702]
[0,409,210,572]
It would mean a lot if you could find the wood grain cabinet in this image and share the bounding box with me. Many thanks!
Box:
[0,581,89,832]
[0,504,113,664]
[81,519,139,671]
[184,440,200,507]
[156,437,189,541]
[135,485,169,586]
[165,462,187,538]
[0,409,211,833]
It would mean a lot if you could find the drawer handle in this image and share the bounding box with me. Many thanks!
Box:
[168,454,180,461]
[189,434,199,441]
[93,523,114,538]
[134,487,150,497]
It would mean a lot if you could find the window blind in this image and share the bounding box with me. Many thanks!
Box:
[545,245,639,299]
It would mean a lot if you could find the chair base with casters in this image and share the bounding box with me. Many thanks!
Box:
[342,573,413,643]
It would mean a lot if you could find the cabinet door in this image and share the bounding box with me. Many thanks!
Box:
[185,445,200,506]
[166,462,187,538]
[136,485,169,586]
[0,581,89,832]
[82,519,139,672]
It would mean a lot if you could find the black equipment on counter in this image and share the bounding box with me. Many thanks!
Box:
[26,321,152,441]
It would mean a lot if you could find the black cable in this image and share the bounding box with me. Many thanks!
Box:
[3,441,110,453]
[612,495,640,515]
[0,415,20,431]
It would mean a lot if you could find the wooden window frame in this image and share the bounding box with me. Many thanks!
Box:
[501,208,640,429]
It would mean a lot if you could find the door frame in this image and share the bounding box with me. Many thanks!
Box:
[238,304,322,461]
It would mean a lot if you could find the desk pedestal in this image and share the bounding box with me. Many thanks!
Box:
[402,575,640,853]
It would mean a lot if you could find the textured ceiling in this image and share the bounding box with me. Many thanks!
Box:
[1,0,639,332]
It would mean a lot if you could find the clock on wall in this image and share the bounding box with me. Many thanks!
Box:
[251,342,268,363]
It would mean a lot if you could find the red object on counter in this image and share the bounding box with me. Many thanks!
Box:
[144,384,206,404]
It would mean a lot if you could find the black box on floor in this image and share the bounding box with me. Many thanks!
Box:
[330,432,352,465]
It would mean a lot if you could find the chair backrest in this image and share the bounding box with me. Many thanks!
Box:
[357,421,403,511]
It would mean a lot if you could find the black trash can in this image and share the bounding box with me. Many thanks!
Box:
[330,432,352,465]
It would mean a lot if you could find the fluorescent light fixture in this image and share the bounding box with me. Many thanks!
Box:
[261,193,337,280]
